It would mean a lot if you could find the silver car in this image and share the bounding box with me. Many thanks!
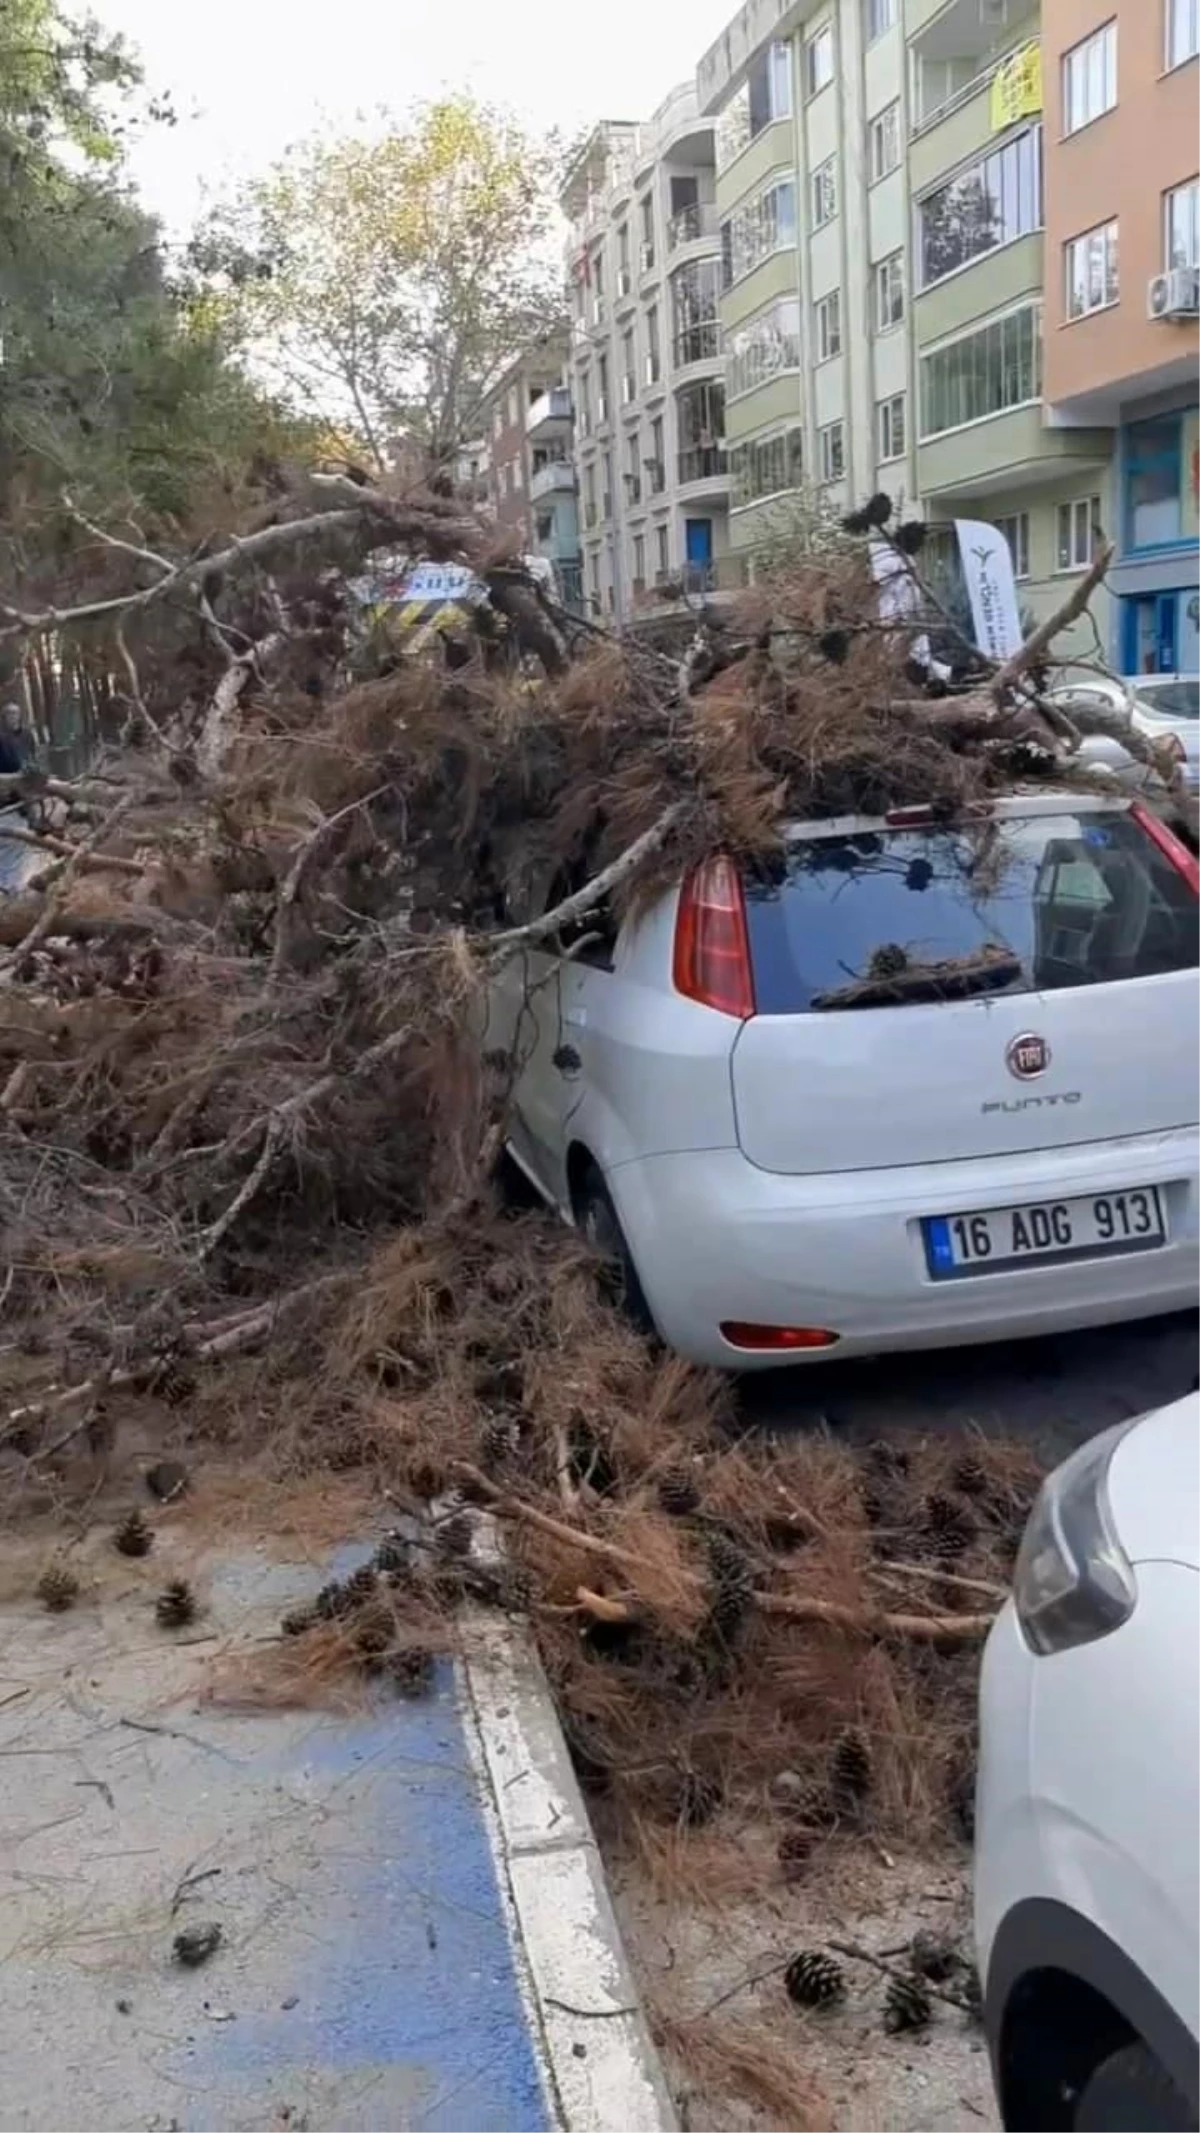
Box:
[1049,674,1200,796]
[491,792,1199,1369]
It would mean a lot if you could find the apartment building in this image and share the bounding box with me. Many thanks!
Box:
[479,331,582,607]
[1042,0,1198,674]
[698,0,914,555]
[561,93,729,622]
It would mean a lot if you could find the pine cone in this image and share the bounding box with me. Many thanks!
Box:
[341,1564,379,1610]
[657,1466,700,1518]
[113,1509,154,1558]
[884,1973,932,2034]
[373,1532,413,1581]
[924,1492,976,1560]
[865,1440,909,1482]
[37,1563,80,1613]
[145,1459,189,1503]
[777,1825,815,1883]
[479,1413,519,1471]
[158,1363,197,1409]
[314,1579,351,1621]
[829,1730,872,1817]
[911,1929,959,1983]
[389,1646,434,1699]
[155,1578,196,1629]
[435,1511,473,1559]
[280,1606,316,1638]
[950,1451,989,1498]
[705,1530,755,1636]
[784,1951,846,2010]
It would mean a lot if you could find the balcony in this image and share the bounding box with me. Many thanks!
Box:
[530,458,577,501]
[677,445,727,487]
[667,201,717,252]
[672,321,721,370]
[526,387,573,442]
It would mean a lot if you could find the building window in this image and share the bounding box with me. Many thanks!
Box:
[716,39,792,170]
[639,194,655,272]
[655,524,670,575]
[633,532,646,587]
[869,101,901,183]
[877,392,906,462]
[649,414,665,491]
[596,353,609,425]
[671,256,723,365]
[1166,179,1200,268]
[1167,0,1199,68]
[805,21,834,98]
[918,127,1042,288]
[729,425,804,507]
[1125,414,1195,550]
[645,306,661,384]
[919,304,1042,437]
[1056,496,1103,571]
[588,555,601,613]
[819,420,845,483]
[811,157,838,229]
[727,299,803,398]
[864,0,897,42]
[1065,221,1119,319]
[994,512,1030,580]
[1062,21,1117,135]
[677,380,726,484]
[721,178,797,287]
[873,251,905,331]
[815,290,842,361]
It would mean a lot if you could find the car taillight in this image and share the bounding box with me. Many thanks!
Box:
[673,855,756,1019]
[1131,801,1200,894]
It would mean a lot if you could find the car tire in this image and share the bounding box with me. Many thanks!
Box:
[1074,2043,1195,2132]
[576,1166,654,1334]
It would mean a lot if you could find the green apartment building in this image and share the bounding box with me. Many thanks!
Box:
[695,0,1118,645]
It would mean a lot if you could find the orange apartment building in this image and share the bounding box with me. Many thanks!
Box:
[1042,0,1199,672]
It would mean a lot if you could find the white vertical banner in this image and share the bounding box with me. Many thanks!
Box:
[869,540,930,670]
[954,519,1023,661]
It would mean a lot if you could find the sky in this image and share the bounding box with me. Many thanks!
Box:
[98,0,741,238]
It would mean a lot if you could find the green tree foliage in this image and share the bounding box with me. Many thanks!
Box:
[0,0,309,559]
[194,97,565,476]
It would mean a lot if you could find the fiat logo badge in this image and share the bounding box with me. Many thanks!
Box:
[1007,1032,1050,1080]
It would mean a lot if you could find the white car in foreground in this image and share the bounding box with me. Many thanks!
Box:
[975,1395,1199,2131]
[491,792,1199,1368]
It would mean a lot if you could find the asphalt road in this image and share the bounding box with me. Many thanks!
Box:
[741,1308,1198,1464]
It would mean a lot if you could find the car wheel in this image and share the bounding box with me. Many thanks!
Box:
[1074,2043,1195,2132]
[576,1166,653,1333]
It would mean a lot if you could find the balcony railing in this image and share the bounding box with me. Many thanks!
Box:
[530,458,577,501]
[667,201,717,251]
[677,445,727,485]
[672,321,721,368]
[526,386,573,438]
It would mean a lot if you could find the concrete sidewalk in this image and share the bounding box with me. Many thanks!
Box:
[0,1533,673,2133]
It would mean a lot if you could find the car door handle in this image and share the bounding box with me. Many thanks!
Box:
[552,1044,582,1076]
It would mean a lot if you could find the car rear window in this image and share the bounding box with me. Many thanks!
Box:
[1135,680,1199,721]
[743,810,1199,1014]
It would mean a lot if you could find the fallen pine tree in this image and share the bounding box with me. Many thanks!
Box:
[0,472,1189,1925]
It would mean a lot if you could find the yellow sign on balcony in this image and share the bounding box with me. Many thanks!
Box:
[990,43,1042,132]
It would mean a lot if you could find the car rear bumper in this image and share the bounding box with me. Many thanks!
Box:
[608,1127,1199,1370]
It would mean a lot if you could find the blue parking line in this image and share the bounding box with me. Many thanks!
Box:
[180,1662,553,2132]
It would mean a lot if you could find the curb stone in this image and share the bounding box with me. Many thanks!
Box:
[461,1612,678,2133]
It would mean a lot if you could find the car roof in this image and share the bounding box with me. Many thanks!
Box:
[1108,1394,1200,1570]
[781,792,1131,841]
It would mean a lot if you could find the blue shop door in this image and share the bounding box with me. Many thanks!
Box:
[1125,593,1178,675]
[685,518,713,565]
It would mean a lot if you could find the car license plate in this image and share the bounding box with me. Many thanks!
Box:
[924,1187,1165,1278]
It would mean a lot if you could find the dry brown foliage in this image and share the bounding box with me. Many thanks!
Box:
[0,492,1108,2026]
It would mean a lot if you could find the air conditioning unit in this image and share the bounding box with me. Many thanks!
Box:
[1147,267,1200,321]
